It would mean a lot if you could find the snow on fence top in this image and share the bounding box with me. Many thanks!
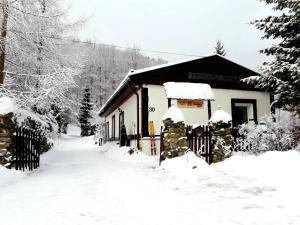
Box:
[162,105,185,123]
[209,107,232,124]
[163,82,215,100]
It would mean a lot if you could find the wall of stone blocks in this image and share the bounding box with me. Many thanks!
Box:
[0,113,15,168]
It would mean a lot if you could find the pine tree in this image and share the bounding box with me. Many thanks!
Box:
[246,0,300,112]
[214,40,226,56]
[78,87,93,136]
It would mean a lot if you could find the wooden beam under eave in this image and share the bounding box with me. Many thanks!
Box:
[168,98,171,108]
[208,100,212,120]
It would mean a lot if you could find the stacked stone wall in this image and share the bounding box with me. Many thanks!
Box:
[211,121,233,163]
[0,113,16,168]
[162,118,188,158]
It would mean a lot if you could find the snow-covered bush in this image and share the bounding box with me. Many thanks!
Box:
[235,111,299,154]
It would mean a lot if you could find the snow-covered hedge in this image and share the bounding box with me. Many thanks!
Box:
[235,111,299,154]
[0,96,57,151]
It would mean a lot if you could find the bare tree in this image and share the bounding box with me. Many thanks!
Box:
[0,0,8,85]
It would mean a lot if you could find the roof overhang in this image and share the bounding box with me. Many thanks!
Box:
[98,54,263,117]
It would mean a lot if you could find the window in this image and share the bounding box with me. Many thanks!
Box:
[177,99,204,108]
[112,115,115,140]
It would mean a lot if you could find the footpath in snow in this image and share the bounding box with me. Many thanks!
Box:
[0,130,300,225]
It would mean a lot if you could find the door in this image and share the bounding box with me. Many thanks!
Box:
[231,99,257,127]
[233,106,248,126]
[106,121,109,141]
[119,111,124,138]
[112,115,115,140]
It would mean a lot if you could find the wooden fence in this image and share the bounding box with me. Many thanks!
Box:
[186,125,213,164]
[15,127,41,171]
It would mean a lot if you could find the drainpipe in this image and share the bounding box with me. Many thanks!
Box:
[127,80,140,149]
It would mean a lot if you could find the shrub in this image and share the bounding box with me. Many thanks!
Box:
[235,111,299,154]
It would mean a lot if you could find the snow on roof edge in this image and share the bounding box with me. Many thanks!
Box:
[97,73,130,115]
[128,56,204,75]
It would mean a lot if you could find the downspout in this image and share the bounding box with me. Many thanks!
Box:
[127,80,140,149]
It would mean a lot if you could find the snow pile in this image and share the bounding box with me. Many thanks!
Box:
[162,105,185,123]
[163,82,215,100]
[0,96,52,129]
[0,96,17,115]
[160,151,216,181]
[214,150,300,192]
[209,107,232,123]
[0,166,25,187]
[1,135,300,225]
[103,143,158,166]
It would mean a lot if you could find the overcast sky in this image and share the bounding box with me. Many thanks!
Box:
[66,0,274,70]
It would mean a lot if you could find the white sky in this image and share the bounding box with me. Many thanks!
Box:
[66,0,274,70]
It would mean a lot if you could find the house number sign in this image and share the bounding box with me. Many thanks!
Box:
[149,107,155,112]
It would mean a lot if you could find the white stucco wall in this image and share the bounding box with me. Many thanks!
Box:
[105,90,140,140]
[146,85,169,135]
[146,85,271,129]
[211,88,270,122]
[140,137,161,156]
[104,85,270,155]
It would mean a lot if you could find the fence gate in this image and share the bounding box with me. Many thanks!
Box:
[15,127,41,171]
[160,125,213,164]
[186,125,213,164]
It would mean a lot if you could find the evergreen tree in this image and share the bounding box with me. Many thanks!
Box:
[246,0,300,112]
[214,40,226,56]
[78,87,93,136]
[51,105,71,134]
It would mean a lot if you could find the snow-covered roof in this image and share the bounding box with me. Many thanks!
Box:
[98,54,262,116]
[97,72,131,115]
[97,56,204,115]
[162,106,185,123]
[127,56,202,75]
[163,82,215,100]
[209,107,232,123]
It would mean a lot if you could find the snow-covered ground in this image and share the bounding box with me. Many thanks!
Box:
[1,131,300,225]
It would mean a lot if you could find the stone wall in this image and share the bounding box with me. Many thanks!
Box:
[162,118,188,158]
[0,113,16,168]
[211,121,233,163]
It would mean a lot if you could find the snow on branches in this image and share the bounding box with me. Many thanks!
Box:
[244,0,300,111]
[0,0,82,134]
[235,111,299,154]
[1,69,77,110]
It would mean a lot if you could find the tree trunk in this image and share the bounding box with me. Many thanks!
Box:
[0,0,8,85]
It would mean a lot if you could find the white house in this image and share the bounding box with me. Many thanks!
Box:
[98,55,271,155]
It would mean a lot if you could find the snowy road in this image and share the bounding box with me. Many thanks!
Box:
[1,134,300,225]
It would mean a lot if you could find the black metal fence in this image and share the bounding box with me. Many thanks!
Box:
[15,127,41,171]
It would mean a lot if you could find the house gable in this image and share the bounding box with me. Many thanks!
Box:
[99,55,262,117]
[129,55,259,88]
